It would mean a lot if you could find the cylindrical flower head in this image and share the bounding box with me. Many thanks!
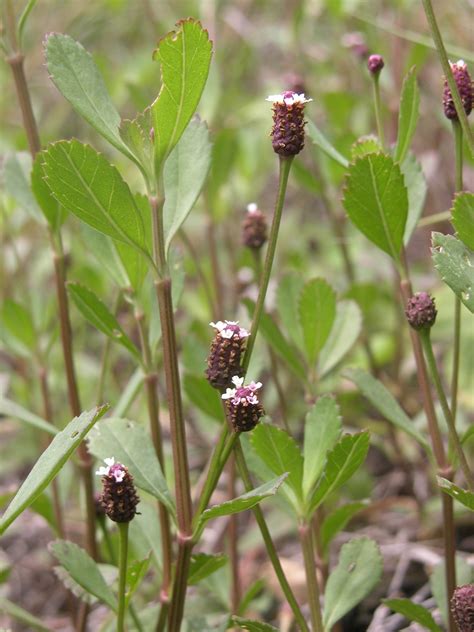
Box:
[267,91,312,157]
[405,292,437,331]
[222,376,265,432]
[96,458,140,523]
[443,60,473,120]
[451,584,474,632]
[206,321,250,390]
[242,203,268,250]
[367,54,384,75]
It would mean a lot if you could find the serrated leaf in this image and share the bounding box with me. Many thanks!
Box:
[188,553,228,585]
[125,555,150,606]
[119,108,154,182]
[320,502,368,555]
[343,153,408,261]
[163,117,211,255]
[0,298,36,354]
[0,398,56,435]
[302,396,342,499]
[298,278,336,365]
[430,556,473,626]
[0,406,107,534]
[308,431,370,516]
[198,474,287,530]
[0,597,51,631]
[351,135,382,159]
[87,417,175,516]
[306,120,349,168]
[31,154,66,231]
[318,300,362,378]
[402,153,427,244]
[452,191,474,250]
[49,540,117,610]
[432,232,474,312]
[437,477,474,511]
[152,19,213,172]
[344,367,430,450]
[394,67,420,164]
[323,537,383,629]
[383,598,442,631]
[251,425,304,504]
[54,564,98,605]
[276,274,305,350]
[230,617,278,631]
[45,34,135,162]
[67,282,140,360]
[41,141,151,261]
[183,374,222,422]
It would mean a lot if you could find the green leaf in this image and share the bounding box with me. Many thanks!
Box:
[44,34,135,162]
[402,153,427,244]
[308,431,370,516]
[452,191,474,250]
[67,282,140,360]
[383,598,442,632]
[430,555,473,626]
[80,225,130,289]
[394,67,420,164]
[302,396,342,499]
[251,424,304,504]
[183,374,222,422]
[230,617,278,632]
[432,232,474,313]
[125,556,150,606]
[306,120,349,168]
[351,135,382,160]
[49,540,117,610]
[320,502,368,555]
[298,278,336,365]
[163,117,211,255]
[87,417,175,516]
[323,537,383,629]
[3,152,41,219]
[0,597,51,631]
[0,406,107,534]
[318,300,362,378]
[198,474,287,530]
[343,153,408,261]
[188,553,228,585]
[0,298,36,353]
[115,193,151,292]
[41,141,151,261]
[120,108,154,182]
[276,274,305,350]
[31,154,66,232]
[152,19,213,172]
[344,367,430,451]
[129,502,162,569]
[437,476,474,511]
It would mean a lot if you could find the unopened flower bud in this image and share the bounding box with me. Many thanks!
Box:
[206,321,250,390]
[267,91,312,157]
[242,203,268,250]
[405,292,437,331]
[451,584,474,632]
[443,60,473,120]
[367,54,384,75]
[222,376,264,432]
[96,458,140,523]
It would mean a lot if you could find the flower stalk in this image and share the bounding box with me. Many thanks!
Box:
[117,522,129,632]
[299,521,324,632]
[451,120,463,424]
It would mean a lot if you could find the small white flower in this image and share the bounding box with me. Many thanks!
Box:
[247,202,258,213]
[112,469,125,483]
[266,92,312,106]
[232,376,244,388]
[450,59,466,69]
[222,387,236,401]
[95,456,115,477]
[209,320,250,339]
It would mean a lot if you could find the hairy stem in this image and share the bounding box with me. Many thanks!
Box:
[451,121,463,425]
[421,0,474,156]
[419,331,473,489]
[117,522,129,632]
[299,521,324,632]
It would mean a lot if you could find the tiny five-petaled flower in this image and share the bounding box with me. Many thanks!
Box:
[222,375,263,405]
[209,320,250,339]
[95,457,126,483]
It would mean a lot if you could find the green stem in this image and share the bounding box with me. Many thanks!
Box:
[117,522,129,632]
[233,441,310,632]
[451,121,463,426]
[371,73,385,150]
[242,156,293,371]
[299,521,323,632]
[417,210,451,227]
[419,331,474,490]
[421,0,474,157]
